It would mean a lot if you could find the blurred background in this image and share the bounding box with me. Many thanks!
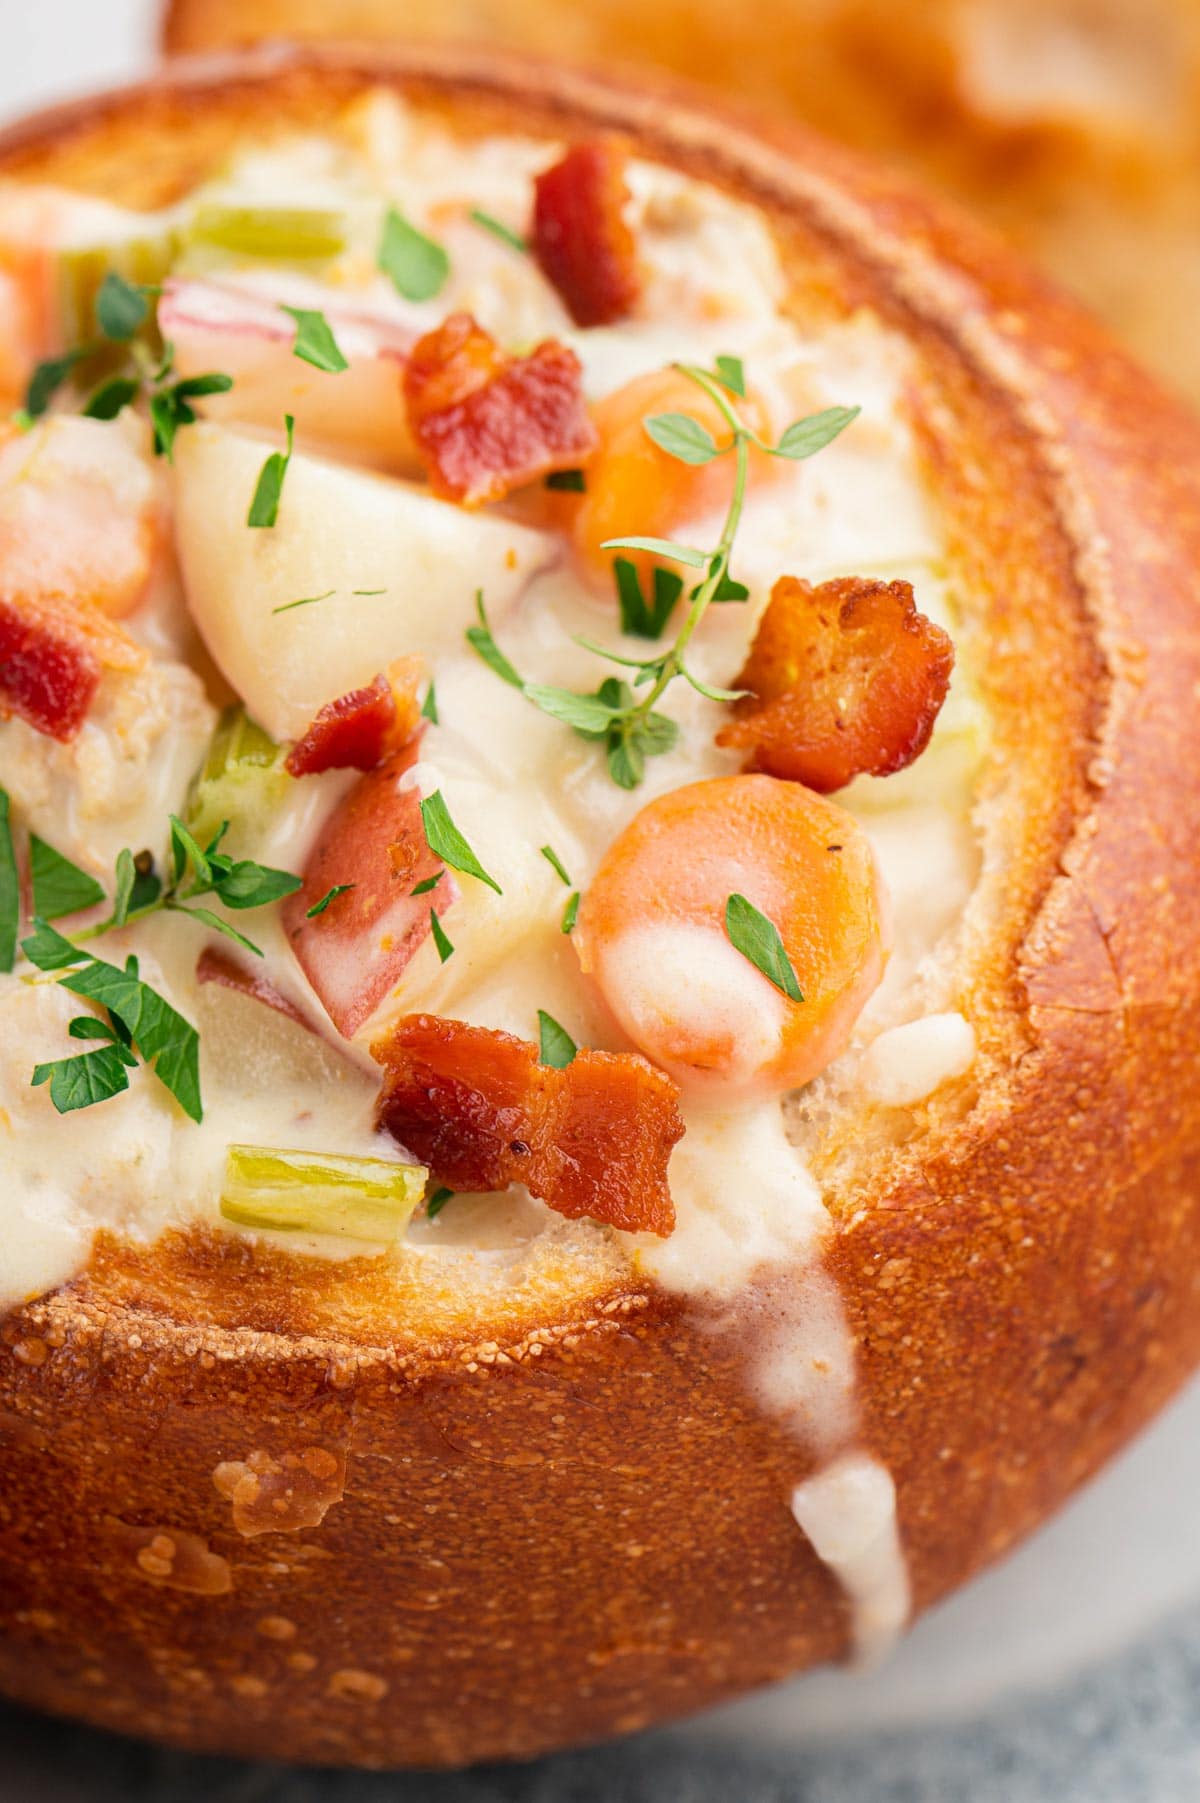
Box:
[4,1,1200,1796]
[159,0,1200,410]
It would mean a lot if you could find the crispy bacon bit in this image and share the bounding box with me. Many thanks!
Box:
[285,658,422,778]
[0,594,141,741]
[196,945,311,1030]
[282,741,459,1039]
[373,1014,684,1236]
[403,312,597,506]
[717,575,955,792]
[532,141,642,328]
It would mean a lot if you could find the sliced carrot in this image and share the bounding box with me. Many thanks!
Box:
[574,774,889,1097]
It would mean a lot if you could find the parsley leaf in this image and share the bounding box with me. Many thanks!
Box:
[724,893,804,1002]
[25,346,91,418]
[466,591,524,688]
[29,836,106,920]
[421,681,439,724]
[523,684,627,735]
[151,371,234,461]
[0,789,18,973]
[537,1009,578,1070]
[420,791,502,895]
[247,413,295,527]
[469,208,527,254]
[410,872,442,897]
[561,891,580,934]
[540,845,571,886]
[58,953,203,1120]
[272,590,335,615]
[32,1038,135,1114]
[281,305,349,374]
[429,907,454,963]
[425,1185,455,1219]
[772,405,861,461]
[306,883,354,918]
[82,375,140,421]
[95,272,149,342]
[643,411,721,466]
[22,918,84,971]
[377,206,449,301]
[614,558,683,639]
[544,468,586,493]
[211,860,302,910]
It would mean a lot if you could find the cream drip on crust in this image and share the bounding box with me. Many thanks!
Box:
[0,91,990,1659]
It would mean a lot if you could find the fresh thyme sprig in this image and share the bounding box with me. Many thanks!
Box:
[466,360,860,788]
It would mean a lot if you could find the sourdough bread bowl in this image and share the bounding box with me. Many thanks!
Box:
[0,43,1199,1771]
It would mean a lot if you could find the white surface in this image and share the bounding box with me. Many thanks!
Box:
[6,0,1200,1755]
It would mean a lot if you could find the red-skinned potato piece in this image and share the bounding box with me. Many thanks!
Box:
[717,575,955,792]
[282,741,458,1038]
[403,311,597,506]
[284,658,422,777]
[373,1013,684,1235]
[0,593,142,741]
[196,945,311,1030]
[532,140,642,327]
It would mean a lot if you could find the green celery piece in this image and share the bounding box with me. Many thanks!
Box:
[56,231,178,355]
[187,204,347,263]
[186,706,290,852]
[220,1145,428,1243]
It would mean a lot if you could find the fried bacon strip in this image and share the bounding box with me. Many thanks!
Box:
[0,593,142,741]
[717,575,955,792]
[373,1014,684,1236]
[403,312,597,506]
[285,658,422,777]
[532,140,642,328]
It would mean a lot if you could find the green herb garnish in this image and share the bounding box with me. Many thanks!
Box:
[614,558,683,640]
[419,791,501,894]
[469,208,527,254]
[545,468,587,493]
[150,371,235,461]
[561,891,580,935]
[540,845,571,886]
[429,908,454,963]
[425,1185,455,1219]
[410,872,442,897]
[0,788,19,973]
[29,836,106,920]
[281,305,349,374]
[724,892,803,1002]
[537,1009,578,1070]
[94,271,150,343]
[377,206,449,302]
[306,884,354,919]
[465,590,523,689]
[247,413,295,528]
[421,681,439,724]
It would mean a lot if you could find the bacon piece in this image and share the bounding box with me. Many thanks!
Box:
[403,312,597,506]
[196,944,311,1030]
[532,141,642,328]
[717,575,955,793]
[373,1014,683,1236]
[0,593,141,741]
[282,741,459,1038]
[285,658,423,777]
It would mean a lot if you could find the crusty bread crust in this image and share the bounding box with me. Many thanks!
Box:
[2,44,1199,1768]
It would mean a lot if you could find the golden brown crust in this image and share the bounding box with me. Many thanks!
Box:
[158,0,1200,410]
[1,45,1199,1766]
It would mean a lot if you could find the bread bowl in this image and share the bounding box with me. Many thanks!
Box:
[0,41,1199,1771]
[159,0,1200,412]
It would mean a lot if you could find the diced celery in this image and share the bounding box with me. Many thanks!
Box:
[56,231,179,351]
[220,1145,428,1242]
[186,204,348,263]
[186,706,291,852]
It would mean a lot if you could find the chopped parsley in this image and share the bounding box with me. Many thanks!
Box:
[377,206,449,302]
[724,893,803,1003]
[419,790,501,895]
[247,413,295,528]
[537,1010,578,1070]
[281,305,349,374]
